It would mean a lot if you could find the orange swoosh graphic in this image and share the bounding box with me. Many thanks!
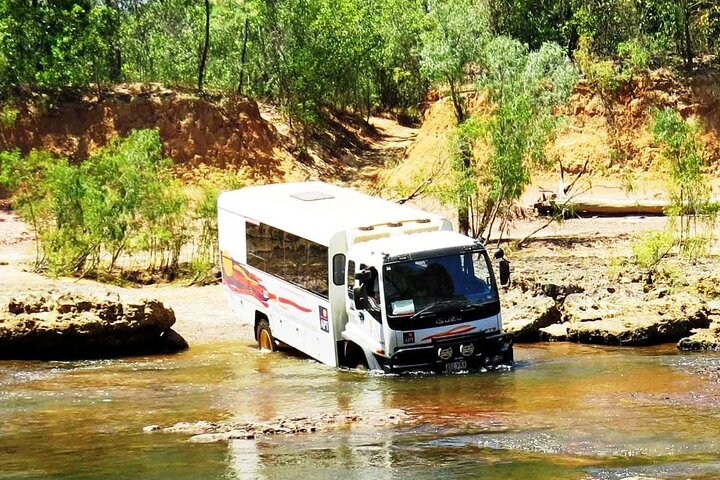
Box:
[421,325,477,342]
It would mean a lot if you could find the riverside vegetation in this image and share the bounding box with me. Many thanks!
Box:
[2,0,720,244]
[0,129,242,283]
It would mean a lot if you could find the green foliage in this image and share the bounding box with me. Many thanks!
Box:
[420,0,489,122]
[0,104,17,126]
[440,116,485,230]
[488,0,575,50]
[120,0,204,86]
[576,36,620,94]
[0,1,118,94]
[631,230,674,270]
[616,38,651,72]
[573,0,640,57]
[575,34,651,165]
[652,107,716,256]
[0,130,192,276]
[473,38,578,239]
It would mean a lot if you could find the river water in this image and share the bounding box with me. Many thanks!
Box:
[1,342,719,480]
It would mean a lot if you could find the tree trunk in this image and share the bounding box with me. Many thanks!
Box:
[105,0,122,82]
[237,16,249,94]
[447,77,464,123]
[198,0,211,92]
[456,123,472,236]
[533,197,681,216]
[682,4,694,69]
[458,205,470,236]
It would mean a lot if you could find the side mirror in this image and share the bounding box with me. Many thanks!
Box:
[498,258,510,287]
[353,284,370,310]
[355,269,372,283]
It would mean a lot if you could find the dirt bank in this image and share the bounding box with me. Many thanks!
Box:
[0,86,296,181]
[382,69,720,225]
[0,85,413,186]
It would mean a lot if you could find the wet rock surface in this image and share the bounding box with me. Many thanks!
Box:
[678,329,720,351]
[677,305,720,351]
[0,291,188,359]
[538,322,569,341]
[503,254,719,347]
[146,411,407,443]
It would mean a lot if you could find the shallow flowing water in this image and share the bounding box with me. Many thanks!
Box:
[1,341,719,480]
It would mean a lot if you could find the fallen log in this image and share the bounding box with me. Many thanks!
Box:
[535,197,668,216]
[534,197,719,217]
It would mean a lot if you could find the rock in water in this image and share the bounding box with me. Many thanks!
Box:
[502,292,561,342]
[677,328,720,351]
[0,291,188,359]
[539,322,569,341]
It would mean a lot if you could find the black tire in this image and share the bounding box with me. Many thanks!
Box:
[255,318,276,352]
[345,343,368,370]
[354,359,368,371]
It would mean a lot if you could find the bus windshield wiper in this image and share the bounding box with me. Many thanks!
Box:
[410,299,466,320]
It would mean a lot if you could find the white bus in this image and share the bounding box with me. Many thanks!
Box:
[217,182,513,373]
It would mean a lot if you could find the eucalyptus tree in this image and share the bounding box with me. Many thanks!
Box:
[440,38,577,240]
[420,0,489,123]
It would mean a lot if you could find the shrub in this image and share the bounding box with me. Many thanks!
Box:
[632,230,674,271]
[652,107,716,255]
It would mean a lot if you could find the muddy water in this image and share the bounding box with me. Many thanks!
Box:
[1,342,719,480]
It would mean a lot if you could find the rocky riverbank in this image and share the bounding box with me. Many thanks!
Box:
[677,301,720,351]
[501,253,720,350]
[0,291,188,359]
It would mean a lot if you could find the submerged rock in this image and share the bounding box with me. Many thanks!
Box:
[149,411,406,443]
[0,291,188,359]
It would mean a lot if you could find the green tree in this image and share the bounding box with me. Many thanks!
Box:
[0,0,118,94]
[420,0,488,123]
[462,38,577,240]
[0,130,188,276]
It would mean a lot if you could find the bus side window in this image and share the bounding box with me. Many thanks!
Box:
[333,254,346,286]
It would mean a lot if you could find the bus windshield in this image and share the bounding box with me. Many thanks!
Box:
[382,251,498,317]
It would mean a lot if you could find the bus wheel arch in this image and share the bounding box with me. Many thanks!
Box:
[343,342,369,370]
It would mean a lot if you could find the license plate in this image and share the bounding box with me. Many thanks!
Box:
[444,359,467,373]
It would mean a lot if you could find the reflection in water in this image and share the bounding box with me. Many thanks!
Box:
[1,342,720,479]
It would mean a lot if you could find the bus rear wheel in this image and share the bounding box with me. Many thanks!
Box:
[256,319,276,352]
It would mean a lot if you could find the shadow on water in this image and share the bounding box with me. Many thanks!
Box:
[1,342,720,479]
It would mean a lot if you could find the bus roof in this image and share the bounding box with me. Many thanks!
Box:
[218,182,448,245]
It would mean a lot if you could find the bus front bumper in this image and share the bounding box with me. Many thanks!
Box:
[381,332,514,374]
